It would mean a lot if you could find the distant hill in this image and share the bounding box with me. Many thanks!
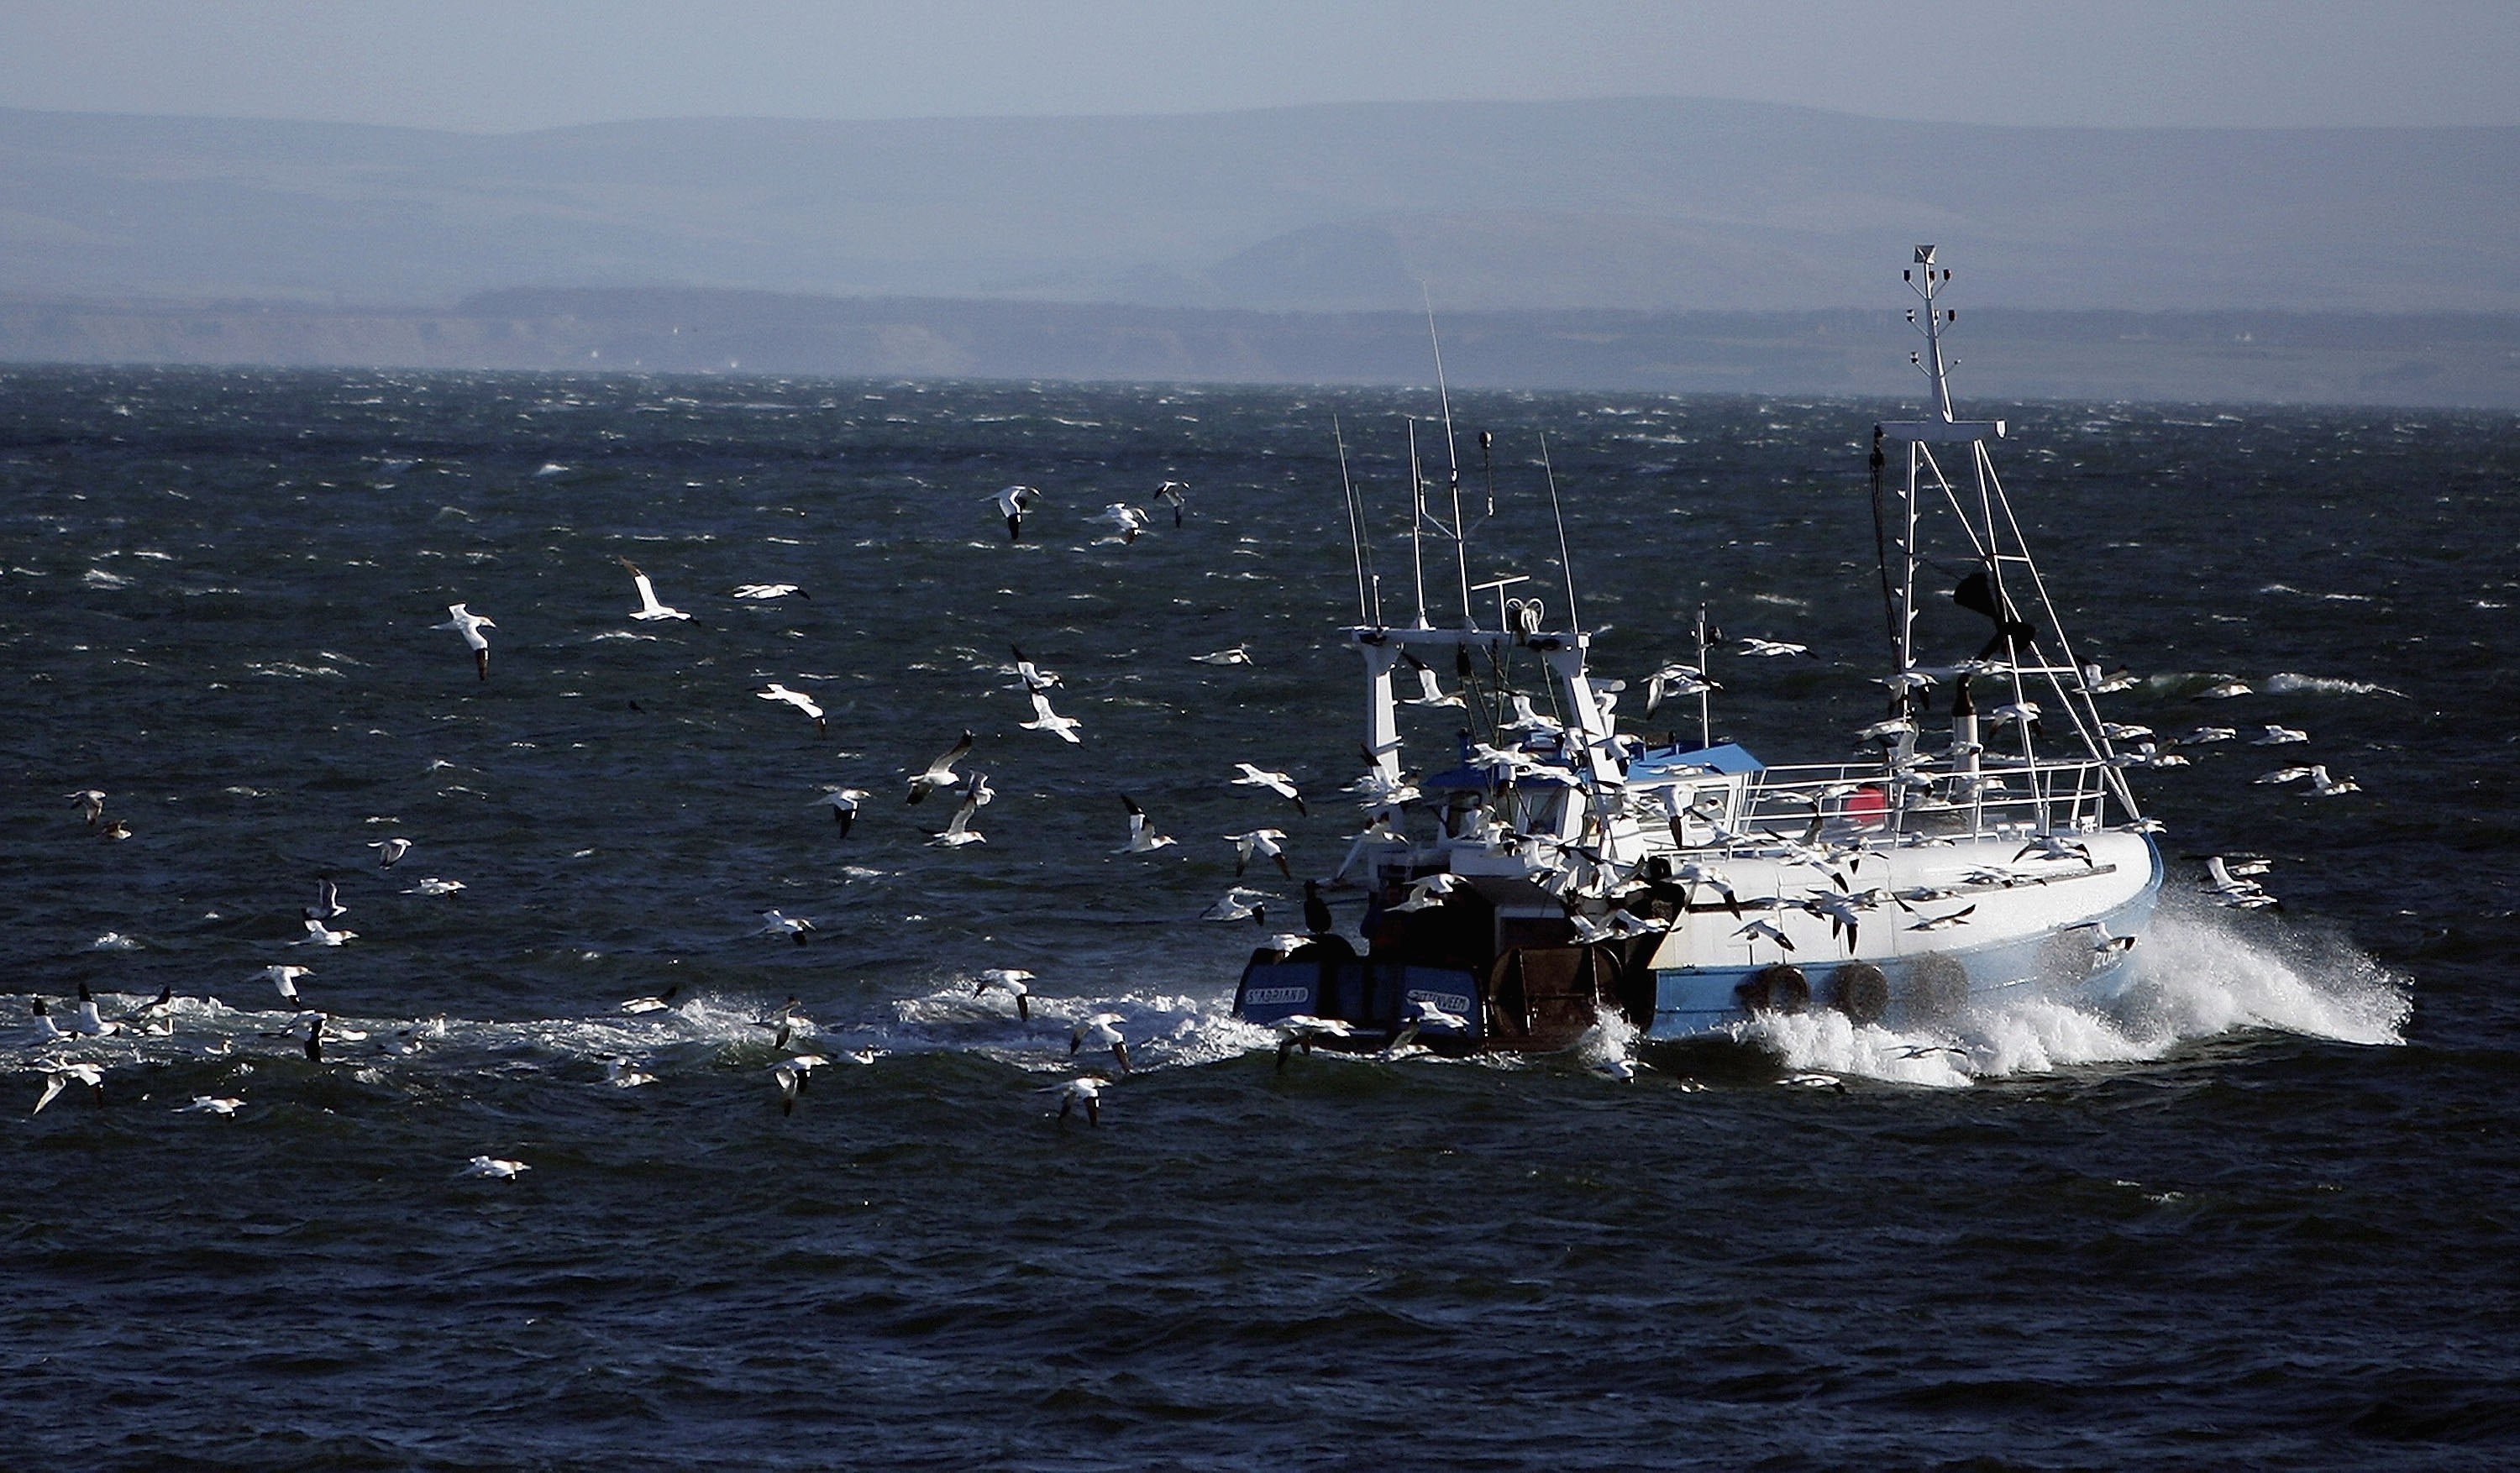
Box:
[0,98,2514,315]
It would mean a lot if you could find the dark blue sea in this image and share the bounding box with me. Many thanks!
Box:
[3,366,2514,1470]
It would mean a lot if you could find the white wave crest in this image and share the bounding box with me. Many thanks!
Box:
[1740,901,2407,1085]
[2263,672,2409,699]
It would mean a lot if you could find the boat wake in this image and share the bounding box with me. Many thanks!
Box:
[1739,899,2409,1088]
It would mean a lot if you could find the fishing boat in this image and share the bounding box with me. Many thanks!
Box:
[1233,248,2162,1051]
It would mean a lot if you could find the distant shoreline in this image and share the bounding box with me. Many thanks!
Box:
[5,290,2517,410]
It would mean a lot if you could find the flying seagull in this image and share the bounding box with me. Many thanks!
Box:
[906,731,974,804]
[807,787,869,836]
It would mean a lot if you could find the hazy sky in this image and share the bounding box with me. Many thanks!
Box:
[3,0,2515,133]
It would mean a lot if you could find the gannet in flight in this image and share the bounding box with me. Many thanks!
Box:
[369,837,411,869]
[1021,691,1083,743]
[930,772,991,847]
[618,557,690,621]
[1112,795,1176,855]
[177,1095,245,1115]
[1099,502,1151,543]
[1006,645,1063,691]
[757,683,828,736]
[1044,1075,1103,1125]
[261,964,312,1004]
[1739,637,1814,658]
[619,982,681,1014]
[1069,1013,1131,1074]
[906,731,974,804]
[1192,643,1253,666]
[1152,480,1189,527]
[732,583,806,600]
[33,1062,105,1115]
[807,787,869,836]
[301,916,357,946]
[1200,888,1269,924]
[435,603,495,680]
[67,789,105,826]
[1231,763,1305,816]
[1226,829,1290,879]
[994,485,1042,542]
[758,909,816,944]
[974,967,1034,1021]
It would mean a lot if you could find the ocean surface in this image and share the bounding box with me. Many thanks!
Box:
[3,366,2514,1470]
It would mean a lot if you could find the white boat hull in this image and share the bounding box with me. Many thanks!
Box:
[1643,831,2162,1038]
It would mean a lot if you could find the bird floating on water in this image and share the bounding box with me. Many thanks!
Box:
[732,583,805,600]
[1191,643,1252,666]
[460,1156,531,1179]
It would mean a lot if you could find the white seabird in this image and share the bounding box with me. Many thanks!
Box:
[1226,829,1291,879]
[808,787,870,836]
[1200,888,1268,924]
[1099,502,1151,543]
[1231,763,1305,816]
[1739,637,1814,658]
[604,1056,659,1088]
[1114,795,1176,855]
[262,964,312,1004]
[1152,480,1189,527]
[732,583,806,600]
[1068,1013,1131,1074]
[33,1061,105,1115]
[459,1156,531,1179]
[1043,1075,1103,1125]
[758,909,816,944]
[1192,643,1253,666]
[1020,691,1084,744]
[369,837,411,869]
[434,603,495,680]
[177,1095,245,1115]
[906,730,974,804]
[619,983,681,1014]
[1006,645,1063,691]
[929,772,991,847]
[301,917,357,947]
[618,557,690,621]
[994,485,1042,542]
[757,682,828,736]
[67,789,106,826]
[974,967,1035,1022]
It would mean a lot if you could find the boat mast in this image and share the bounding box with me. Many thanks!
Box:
[1425,296,1473,627]
[1406,418,1430,628]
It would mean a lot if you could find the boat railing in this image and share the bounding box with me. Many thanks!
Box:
[1625,753,2123,856]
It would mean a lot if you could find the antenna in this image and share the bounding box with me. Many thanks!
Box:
[1334,413,1371,625]
[1908,244,1960,422]
[1694,601,1714,751]
[1539,431,1580,637]
[1405,418,1430,628]
[1425,291,1473,626]
[1478,428,1496,518]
